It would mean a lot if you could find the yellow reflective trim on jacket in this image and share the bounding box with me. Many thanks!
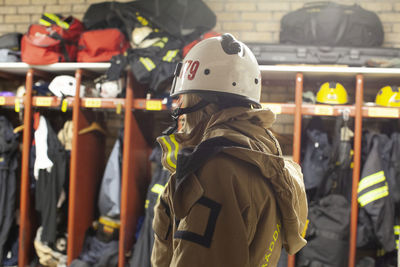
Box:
[358,183,389,207]
[162,49,179,62]
[139,57,156,72]
[39,19,52,26]
[40,13,70,29]
[301,219,309,238]
[99,216,120,229]
[159,135,177,169]
[151,183,165,195]
[153,37,168,48]
[358,171,385,193]
[169,134,179,161]
[135,12,149,26]
[376,248,385,257]
[394,225,400,235]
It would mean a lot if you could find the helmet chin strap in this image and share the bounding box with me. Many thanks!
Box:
[162,99,209,135]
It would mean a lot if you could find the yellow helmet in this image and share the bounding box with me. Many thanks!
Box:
[375,85,400,107]
[316,82,348,104]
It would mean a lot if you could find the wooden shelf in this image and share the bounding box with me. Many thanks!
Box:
[0,62,110,76]
[362,105,400,118]
[0,96,21,107]
[260,65,400,80]
[262,102,400,118]
[81,97,125,110]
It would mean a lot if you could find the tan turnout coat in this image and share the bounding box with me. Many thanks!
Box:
[152,107,308,267]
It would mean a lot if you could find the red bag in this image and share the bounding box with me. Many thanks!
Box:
[21,17,84,64]
[77,29,130,62]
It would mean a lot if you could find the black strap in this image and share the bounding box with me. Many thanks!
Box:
[175,137,246,189]
[50,32,70,62]
[171,99,209,120]
[162,99,209,135]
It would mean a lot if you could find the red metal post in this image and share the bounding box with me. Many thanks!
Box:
[288,73,304,267]
[348,74,363,267]
[67,69,83,264]
[18,69,34,267]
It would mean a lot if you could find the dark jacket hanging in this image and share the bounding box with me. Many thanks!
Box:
[35,117,67,244]
[129,144,170,267]
[357,132,396,252]
[0,116,19,262]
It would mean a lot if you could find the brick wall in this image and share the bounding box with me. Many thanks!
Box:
[205,0,400,48]
[1,0,400,155]
[1,0,400,46]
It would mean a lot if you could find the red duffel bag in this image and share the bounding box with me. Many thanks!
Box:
[21,17,84,64]
[77,28,130,62]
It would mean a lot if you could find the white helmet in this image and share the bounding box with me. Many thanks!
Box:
[49,75,85,97]
[170,33,261,105]
[97,78,124,98]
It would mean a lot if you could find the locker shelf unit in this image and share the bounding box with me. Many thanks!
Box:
[259,65,400,267]
[0,62,151,267]
[1,63,400,267]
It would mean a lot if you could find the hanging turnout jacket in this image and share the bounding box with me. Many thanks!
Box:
[151,107,308,267]
[381,132,400,209]
[0,116,19,262]
[357,132,396,252]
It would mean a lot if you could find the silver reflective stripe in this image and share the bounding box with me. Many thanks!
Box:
[163,49,179,62]
[139,57,156,71]
[151,184,165,195]
[358,171,385,193]
[358,183,389,207]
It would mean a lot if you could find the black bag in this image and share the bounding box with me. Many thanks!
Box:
[247,43,400,67]
[83,0,216,43]
[297,194,351,267]
[280,2,384,47]
[0,32,22,51]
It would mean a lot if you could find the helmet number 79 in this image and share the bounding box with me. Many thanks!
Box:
[180,60,200,80]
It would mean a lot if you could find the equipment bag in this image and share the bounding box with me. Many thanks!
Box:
[77,28,130,62]
[280,1,384,47]
[297,194,351,267]
[247,43,400,67]
[21,17,84,64]
[0,32,23,51]
[82,0,216,44]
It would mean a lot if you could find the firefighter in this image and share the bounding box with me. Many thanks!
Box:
[151,34,308,267]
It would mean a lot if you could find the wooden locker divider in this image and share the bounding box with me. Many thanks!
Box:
[348,74,364,267]
[67,69,106,264]
[18,69,34,267]
[287,73,304,267]
[119,71,150,267]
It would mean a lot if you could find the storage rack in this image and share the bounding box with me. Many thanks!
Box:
[259,65,400,267]
[0,63,399,267]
